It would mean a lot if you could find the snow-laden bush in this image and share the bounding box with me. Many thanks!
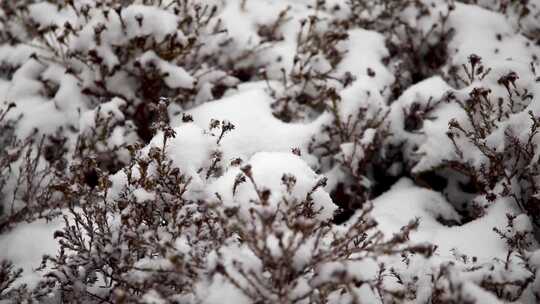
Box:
[24,115,434,303]
[2,0,540,303]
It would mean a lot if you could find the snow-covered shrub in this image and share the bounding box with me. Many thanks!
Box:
[202,152,435,303]
[348,0,456,98]
[0,260,28,302]
[0,103,63,233]
[265,7,350,122]
[0,0,233,235]
[0,99,432,303]
[28,104,225,302]
[15,110,432,303]
[444,62,540,224]
[309,85,391,221]
[2,0,540,303]
[395,54,540,227]
[0,0,235,147]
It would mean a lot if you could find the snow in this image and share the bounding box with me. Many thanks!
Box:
[208,151,336,221]
[370,178,518,261]
[137,51,195,89]
[27,2,77,29]
[448,3,540,67]
[148,122,216,193]
[180,88,323,166]
[1,0,540,302]
[335,28,394,94]
[0,218,62,288]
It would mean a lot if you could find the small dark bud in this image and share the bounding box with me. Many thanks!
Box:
[240,164,252,177]
[53,230,64,239]
[182,113,193,122]
[468,54,482,67]
[230,158,243,166]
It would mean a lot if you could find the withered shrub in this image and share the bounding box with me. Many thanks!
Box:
[1,1,540,304]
